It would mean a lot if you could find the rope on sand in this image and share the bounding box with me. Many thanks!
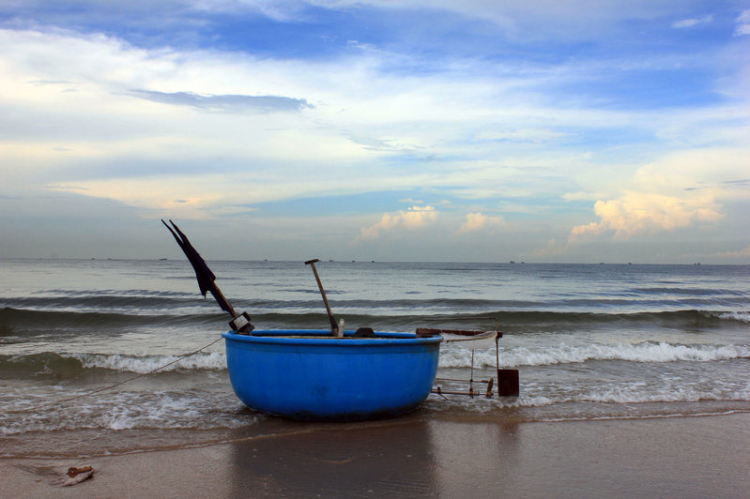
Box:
[8,336,224,414]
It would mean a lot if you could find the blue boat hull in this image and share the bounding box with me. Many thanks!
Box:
[222,330,442,421]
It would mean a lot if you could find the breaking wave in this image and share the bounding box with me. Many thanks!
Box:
[5,340,749,379]
[439,341,750,368]
[0,351,227,377]
[72,351,227,373]
[3,306,749,337]
[717,311,750,323]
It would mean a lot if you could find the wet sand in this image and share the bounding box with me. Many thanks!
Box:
[3,412,749,498]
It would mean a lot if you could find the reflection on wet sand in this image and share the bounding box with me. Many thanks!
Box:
[428,418,520,497]
[226,413,527,498]
[229,415,438,497]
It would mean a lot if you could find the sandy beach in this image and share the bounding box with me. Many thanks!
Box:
[3,412,748,498]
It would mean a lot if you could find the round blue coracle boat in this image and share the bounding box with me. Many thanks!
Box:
[162,221,446,422]
[223,329,443,421]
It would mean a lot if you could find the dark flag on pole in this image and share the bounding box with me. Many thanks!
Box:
[162,220,222,304]
[161,220,255,334]
[162,220,253,333]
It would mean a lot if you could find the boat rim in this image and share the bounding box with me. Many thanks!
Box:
[222,329,443,346]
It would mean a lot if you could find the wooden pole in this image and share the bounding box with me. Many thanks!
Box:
[304,259,339,336]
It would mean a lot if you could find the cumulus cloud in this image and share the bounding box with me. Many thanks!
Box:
[457,212,506,234]
[569,191,723,241]
[671,15,712,29]
[564,146,748,248]
[357,205,439,240]
[735,10,750,36]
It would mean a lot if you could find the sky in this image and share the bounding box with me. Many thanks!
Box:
[1,0,749,263]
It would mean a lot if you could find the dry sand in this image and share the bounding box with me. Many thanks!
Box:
[2,412,749,498]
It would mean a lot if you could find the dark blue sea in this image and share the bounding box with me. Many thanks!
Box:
[1,259,749,458]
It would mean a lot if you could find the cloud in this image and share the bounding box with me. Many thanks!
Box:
[562,191,607,202]
[532,238,570,258]
[347,135,417,153]
[563,145,749,245]
[735,10,750,36]
[457,212,505,234]
[303,0,708,41]
[474,128,568,143]
[710,244,750,259]
[129,89,313,113]
[569,191,723,241]
[357,205,439,240]
[3,1,730,68]
[671,15,712,29]
[2,5,749,262]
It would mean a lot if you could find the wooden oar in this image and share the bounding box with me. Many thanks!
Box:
[305,259,340,336]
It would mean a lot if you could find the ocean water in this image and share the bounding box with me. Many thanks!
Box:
[1,258,749,458]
